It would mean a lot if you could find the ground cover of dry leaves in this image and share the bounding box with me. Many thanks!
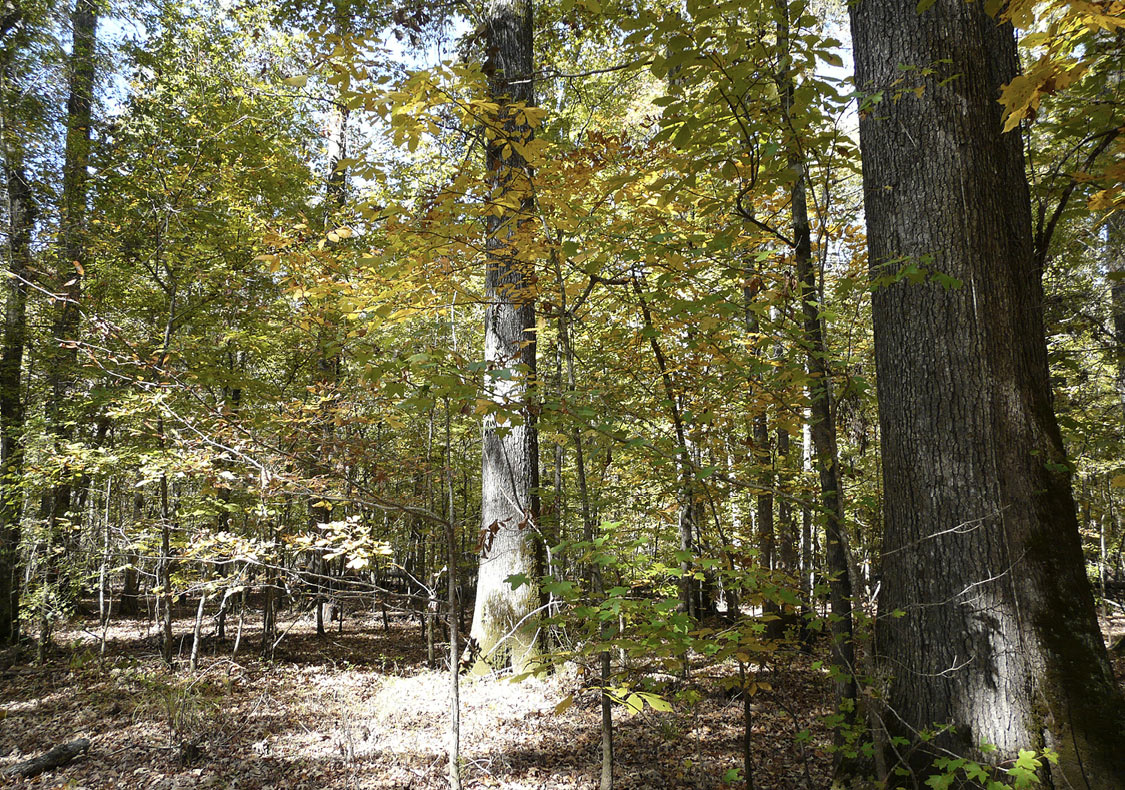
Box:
[5,610,1124,790]
[1,607,842,790]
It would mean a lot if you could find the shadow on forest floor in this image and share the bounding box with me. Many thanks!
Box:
[3,608,1123,789]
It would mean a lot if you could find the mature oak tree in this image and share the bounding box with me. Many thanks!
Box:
[850,0,1125,784]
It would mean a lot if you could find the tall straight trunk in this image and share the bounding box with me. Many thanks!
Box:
[774,0,856,717]
[189,589,206,672]
[469,0,541,674]
[311,6,349,638]
[97,476,111,627]
[633,275,696,618]
[119,492,142,616]
[575,422,614,790]
[851,0,1125,783]
[552,252,613,790]
[160,434,173,666]
[799,418,813,635]
[0,60,34,643]
[775,427,797,574]
[444,397,461,790]
[1108,211,1125,425]
[157,281,176,666]
[215,370,240,637]
[45,0,97,547]
[753,417,774,572]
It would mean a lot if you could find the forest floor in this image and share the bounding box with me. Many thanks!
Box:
[2,608,1124,790]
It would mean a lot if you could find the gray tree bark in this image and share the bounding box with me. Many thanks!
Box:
[851,1,1125,784]
[469,0,542,674]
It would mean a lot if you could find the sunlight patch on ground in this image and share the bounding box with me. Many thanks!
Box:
[0,687,69,714]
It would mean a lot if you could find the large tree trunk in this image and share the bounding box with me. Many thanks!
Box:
[851,1,1125,784]
[469,0,541,674]
[0,54,35,644]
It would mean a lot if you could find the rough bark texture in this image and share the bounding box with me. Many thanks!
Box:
[0,58,34,643]
[851,1,1125,784]
[3,738,90,778]
[469,0,541,674]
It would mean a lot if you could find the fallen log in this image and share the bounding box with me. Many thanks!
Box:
[3,738,90,778]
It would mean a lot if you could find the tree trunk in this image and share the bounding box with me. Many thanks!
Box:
[469,0,541,674]
[775,427,798,575]
[160,445,173,666]
[633,276,697,618]
[552,250,614,790]
[774,0,857,722]
[851,0,1125,783]
[189,590,206,672]
[0,51,35,643]
[311,10,348,636]
[445,397,462,790]
[119,492,142,617]
[1108,211,1125,425]
[44,0,98,568]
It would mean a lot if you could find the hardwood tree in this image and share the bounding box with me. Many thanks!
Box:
[469,0,542,673]
[0,0,37,644]
[850,0,1125,783]
[772,0,857,729]
[41,0,98,640]
[1110,211,1124,424]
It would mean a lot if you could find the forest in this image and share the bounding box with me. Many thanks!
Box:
[1,0,1123,787]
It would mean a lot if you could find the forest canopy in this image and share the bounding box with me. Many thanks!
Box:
[1,0,1123,788]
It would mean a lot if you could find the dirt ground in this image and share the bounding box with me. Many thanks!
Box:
[1,608,838,789]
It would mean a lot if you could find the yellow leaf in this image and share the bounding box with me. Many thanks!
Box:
[623,693,644,714]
